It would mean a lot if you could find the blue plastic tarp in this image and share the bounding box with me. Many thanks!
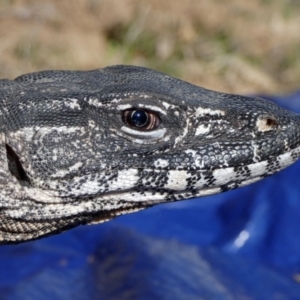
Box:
[1,91,300,299]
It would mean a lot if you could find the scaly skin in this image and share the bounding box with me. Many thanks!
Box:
[0,65,300,243]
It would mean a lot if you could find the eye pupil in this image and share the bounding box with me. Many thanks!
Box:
[131,110,148,127]
[122,108,161,131]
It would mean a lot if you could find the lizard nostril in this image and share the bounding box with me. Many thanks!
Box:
[266,118,278,127]
[256,116,278,132]
[5,144,31,184]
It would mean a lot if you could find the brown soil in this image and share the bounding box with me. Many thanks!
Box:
[1,0,300,94]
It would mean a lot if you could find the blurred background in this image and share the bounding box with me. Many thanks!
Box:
[2,1,300,299]
[1,0,300,95]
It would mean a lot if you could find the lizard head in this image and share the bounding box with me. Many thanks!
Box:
[1,65,300,243]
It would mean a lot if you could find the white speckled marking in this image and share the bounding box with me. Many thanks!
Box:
[195,107,225,117]
[64,98,81,110]
[154,159,169,168]
[195,124,210,135]
[165,170,189,190]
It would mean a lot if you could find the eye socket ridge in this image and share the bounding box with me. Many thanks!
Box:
[122,109,161,131]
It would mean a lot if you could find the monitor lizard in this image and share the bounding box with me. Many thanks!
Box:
[0,65,300,244]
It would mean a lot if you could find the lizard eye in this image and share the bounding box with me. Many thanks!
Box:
[122,109,161,130]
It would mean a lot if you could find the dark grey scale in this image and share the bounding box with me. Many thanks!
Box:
[166,191,177,201]
[175,194,185,200]
[135,179,148,193]
[220,181,241,192]
[291,151,300,160]
[103,184,110,192]
[233,165,251,178]
[265,158,280,174]
[273,158,281,170]
[201,170,216,186]
[159,189,166,195]
[186,177,196,188]
[151,172,161,186]
[138,169,165,189]
[182,186,200,196]
[140,172,152,186]
[185,170,200,188]
[157,173,169,187]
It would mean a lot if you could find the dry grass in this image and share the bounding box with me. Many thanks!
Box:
[0,0,300,94]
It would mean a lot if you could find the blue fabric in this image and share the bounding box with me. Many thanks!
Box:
[1,91,300,299]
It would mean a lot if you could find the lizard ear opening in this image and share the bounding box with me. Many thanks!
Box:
[6,144,31,184]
